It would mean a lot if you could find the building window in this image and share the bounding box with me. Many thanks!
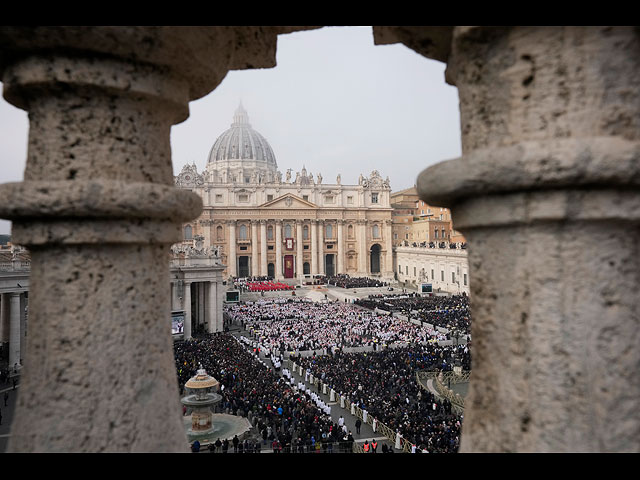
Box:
[372,224,380,239]
[303,225,309,239]
[347,196,353,204]
[244,176,250,184]
[435,230,439,238]
[414,266,417,277]
[398,265,402,274]
[394,233,398,240]
[268,245,274,250]
[238,194,249,202]
[325,224,333,238]
[267,225,273,240]
[441,270,444,282]
[348,224,354,238]
[267,194,273,202]
[216,225,223,241]
[238,224,248,240]
[184,225,192,240]
[464,273,468,286]
[452,272,456,283]
[431,269,434,280]
[303,195,309,201]
[303,245,309,250]
[405,266,408,275]
[215,194,223,203]
[325,195,334,204]
[284,224,292,238]
[371,193,378,204]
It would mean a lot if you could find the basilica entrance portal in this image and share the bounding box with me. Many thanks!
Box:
[325,254,336,277]
[238,256,250,277]
[370,244,381,274]
[284,255,294,278]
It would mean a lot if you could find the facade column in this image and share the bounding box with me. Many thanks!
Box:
[0,293,9,346]
[251,220,259,278]
[275,220,283,279]
[228,220,237,278]
[385,219,394,278]
[260,220,267,276]
[9,292,21,369]
[201,219,211,248]
[296,221,303,279]
[358,220,368,275]
[310,219,318,275]
[413,26,640,452]
[317,219,325,276]
[207,281,217,334]
[183,282,192,340]
[337,219,344,275]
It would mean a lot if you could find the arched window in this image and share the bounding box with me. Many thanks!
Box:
[238,224,248,240]
[303,225,309,240]
[184,225,192,240]
[267,225,274,240]
[216,225,223,241]
[284,223,292,238]
[372,224,380,238]
[325,224,333,238]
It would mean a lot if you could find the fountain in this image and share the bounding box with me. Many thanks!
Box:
[181,365,252,445]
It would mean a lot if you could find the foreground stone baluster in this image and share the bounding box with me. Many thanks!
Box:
[0,26,266,452]
[412,26,640,452]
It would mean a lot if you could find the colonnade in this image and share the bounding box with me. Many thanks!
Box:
[223,218,393,279]
[170,279,221,339]
[0,290,27,372]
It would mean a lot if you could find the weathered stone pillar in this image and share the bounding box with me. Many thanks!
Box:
[0,26,254,453]
[412,26,640,452]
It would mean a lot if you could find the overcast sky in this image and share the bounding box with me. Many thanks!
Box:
[0,26,462,235]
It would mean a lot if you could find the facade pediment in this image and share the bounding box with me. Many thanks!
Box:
[259,193,318,209]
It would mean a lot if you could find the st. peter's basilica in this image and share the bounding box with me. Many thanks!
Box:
[175,103,394,282]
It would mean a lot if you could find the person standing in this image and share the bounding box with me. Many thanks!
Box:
[355,417,361,434]
[371,439,378,453]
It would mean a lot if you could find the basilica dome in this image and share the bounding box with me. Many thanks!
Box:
[207,103,277,167]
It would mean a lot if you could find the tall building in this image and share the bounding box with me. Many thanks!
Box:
[175,104,394,281]
[390,185,465,246]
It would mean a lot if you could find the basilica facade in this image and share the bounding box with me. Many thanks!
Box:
[175,104,394,281]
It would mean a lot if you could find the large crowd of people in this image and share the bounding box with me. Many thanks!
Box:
[324,274,389,289]
[293,343,469,453]
[232,277,295,293]
[176,288,473,454]
[174,333,358,453]
[355,294,472,337]
[225,299,450,354]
